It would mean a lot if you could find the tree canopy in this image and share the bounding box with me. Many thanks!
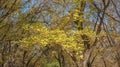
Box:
[0,0,120,67]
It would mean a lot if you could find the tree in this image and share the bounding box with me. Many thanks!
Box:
[0,0,120,67]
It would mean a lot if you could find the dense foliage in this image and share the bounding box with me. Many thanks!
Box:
[0,0,120,67]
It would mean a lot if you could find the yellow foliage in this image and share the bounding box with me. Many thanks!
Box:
[17,22,96,59]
